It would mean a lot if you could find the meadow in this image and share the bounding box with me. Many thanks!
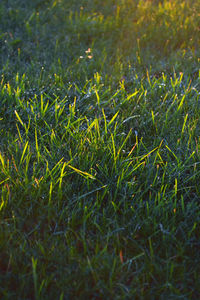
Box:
[0,0,200,298]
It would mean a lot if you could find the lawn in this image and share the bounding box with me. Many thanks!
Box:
[0,0,200,299]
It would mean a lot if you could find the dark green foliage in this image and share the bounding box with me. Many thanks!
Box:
[0,0,200,299]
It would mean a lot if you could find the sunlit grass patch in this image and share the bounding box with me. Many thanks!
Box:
[0,0,200,299]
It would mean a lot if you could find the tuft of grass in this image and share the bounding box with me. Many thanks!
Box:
[0,0,200,299]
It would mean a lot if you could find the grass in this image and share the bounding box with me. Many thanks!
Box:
[0,0,200,298]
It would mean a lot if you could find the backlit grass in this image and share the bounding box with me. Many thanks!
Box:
[0,0,200,299]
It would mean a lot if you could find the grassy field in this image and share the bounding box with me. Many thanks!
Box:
[0,0,200,299]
